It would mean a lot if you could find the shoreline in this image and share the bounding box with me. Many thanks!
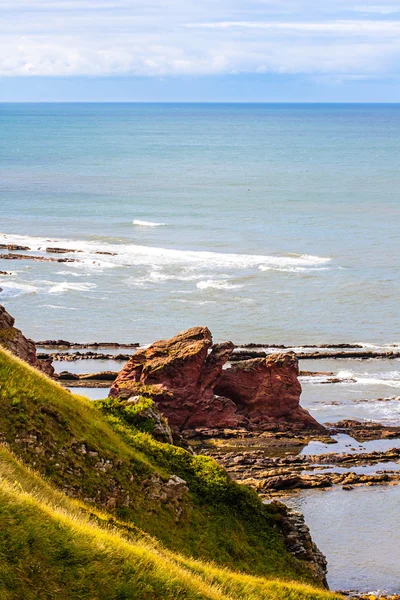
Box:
[2,305,400,595]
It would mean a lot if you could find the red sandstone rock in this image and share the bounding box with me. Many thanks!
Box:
[215,353,323,430]
[110,327,322,431]
[109,327,239,428]
[0,304,53,376]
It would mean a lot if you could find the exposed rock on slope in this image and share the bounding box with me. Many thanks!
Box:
[0,304,54,376]
[110,326,322,431]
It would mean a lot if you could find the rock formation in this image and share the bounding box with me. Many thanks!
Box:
[0,304,54,376]
[110,327,238,428]
[110,326,322,431]
[215,353,320,429]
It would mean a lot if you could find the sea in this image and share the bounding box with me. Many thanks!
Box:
[1,102,400,345]
[1,102,400,593]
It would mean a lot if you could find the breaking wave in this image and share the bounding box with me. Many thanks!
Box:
[0,233,331,273]
[132,220,166,227]
[48,282,97,294]
[196,280,243,290]
[300,369,400,388]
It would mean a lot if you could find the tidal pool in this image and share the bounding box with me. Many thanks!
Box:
[284,485,400,594]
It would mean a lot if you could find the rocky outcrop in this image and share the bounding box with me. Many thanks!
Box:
[271,501,328,587]
[0,253,77,263]
[0,304,53,376]
[110,327,321,432]
[36,340,139,349]
[124,395,174,444]
[207,445,400,494]
[110,327,238,428]
[215,353,322,429]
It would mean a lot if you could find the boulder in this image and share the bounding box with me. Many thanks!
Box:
[0,304,53,376]
[110,327,322,432]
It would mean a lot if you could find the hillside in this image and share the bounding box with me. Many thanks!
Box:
[0,346,342,599]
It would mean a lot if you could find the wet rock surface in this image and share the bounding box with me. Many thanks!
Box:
[199,429,400,495]
[37,340,139,349]
[0,244,31,251]
[232,349,400,361]
[0,252,77,263]
[326,420,400,441]
[57,370,117,387]
[38,351,133,361]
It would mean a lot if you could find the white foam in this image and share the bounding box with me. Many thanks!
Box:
[133,220,166,227]
[259,265,329,273]
[43,304,79,311]
[0,233,331,273]
[48,282,97,295]
[0,281,38,298]
[357,342,400,351]
[300,369,400,388]
[56,270,84,277]
[196,280,243,290]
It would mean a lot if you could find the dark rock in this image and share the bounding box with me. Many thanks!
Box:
[46,247,83,253]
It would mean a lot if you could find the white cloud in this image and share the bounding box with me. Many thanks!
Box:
[0,1,400,77]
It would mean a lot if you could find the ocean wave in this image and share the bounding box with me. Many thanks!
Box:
[48,282,97,294]
[0,281,38,298]
[259,266,329,273]
[43,304,79,311]
[300,369,400,388]
[56,270,85,277]
[357,342,400,351]
[0,233,331,273]
[196,280,243,290]
[133,220,166,227]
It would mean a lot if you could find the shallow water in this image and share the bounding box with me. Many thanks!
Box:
[53,359,122,375]
[302,434,400,456]
[285,486,400,594]
[302,461,400,475]
[299,358,400,425]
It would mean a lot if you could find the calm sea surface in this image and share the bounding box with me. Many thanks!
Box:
[1,103,399,345]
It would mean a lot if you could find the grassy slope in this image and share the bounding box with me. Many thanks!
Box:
[0,347,342,599]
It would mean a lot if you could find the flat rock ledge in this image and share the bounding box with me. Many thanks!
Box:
[205,442,400,495]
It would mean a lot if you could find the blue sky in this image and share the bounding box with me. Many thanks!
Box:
[1,0,400,101]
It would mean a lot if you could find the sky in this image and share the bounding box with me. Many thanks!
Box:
[1,0,400,101]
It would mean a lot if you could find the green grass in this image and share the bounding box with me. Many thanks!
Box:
[0,347,343,599]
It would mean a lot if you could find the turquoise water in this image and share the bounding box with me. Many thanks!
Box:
[1,103,400,344]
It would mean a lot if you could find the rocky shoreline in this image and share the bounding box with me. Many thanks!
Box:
[1,305,400,595]
[36,346,400,362]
